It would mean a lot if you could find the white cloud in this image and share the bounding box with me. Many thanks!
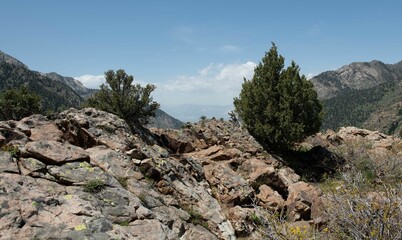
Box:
[73,62,257,121]
[154,61,256,106]
[74,75,105,89]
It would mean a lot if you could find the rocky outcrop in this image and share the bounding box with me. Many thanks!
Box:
[311,126,402,157]
[0,108,327,239]
[310,60,402,100]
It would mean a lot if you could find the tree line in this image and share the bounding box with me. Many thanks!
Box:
[0,44,323,152]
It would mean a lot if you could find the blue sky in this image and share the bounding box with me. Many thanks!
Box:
[1,1,401,121]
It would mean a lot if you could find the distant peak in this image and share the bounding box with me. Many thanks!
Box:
[0,50,29,69]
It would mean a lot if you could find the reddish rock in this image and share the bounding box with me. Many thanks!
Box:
[226,206,255,237]
[256,185,285,211]
[286,182,323,222]
[25,140,89,164]
[204,163,253,205]
[29,123,62,141]
[210,148,242,161]
[241,158,276,189]
[0,151,19,173]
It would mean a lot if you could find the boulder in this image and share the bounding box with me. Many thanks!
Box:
[18,157,46,176]
[0,151,19,173]
[256,185,285,211]
[286,182,323,222]
[29,123,63,142]
[226,206,256,236]
[241,158,276,189]
[127,219,170,240]
[181,224,218,240]
[0,108,341,239]
[204,163,253,205]
[46,161,118,186]
[25,140,89,164]
[86,145,138,178]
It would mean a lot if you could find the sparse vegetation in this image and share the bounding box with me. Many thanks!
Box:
[247,212,262,226]
[83,179,106,193]
[185,207,209,229]
[316,137,402,239]
[116,176,129,189]
[324,175,402,240]
[1,144,20,158]
[118,220,130,227]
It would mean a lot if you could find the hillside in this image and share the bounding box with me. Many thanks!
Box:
[0,50,28,69]
[148,109,184,129]
[310,60,402,133]
[0,61,84,112]
[0,51,182,129]
[44,72,97,98]
[1,108,401,239]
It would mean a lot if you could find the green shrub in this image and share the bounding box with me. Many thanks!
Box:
[0,85,41,121]
[83,179,106,193]
[85,69,159,132]
[186,207,208,229]
[1,145,20,157]
[234,43,322,151]
[247,212,262,226]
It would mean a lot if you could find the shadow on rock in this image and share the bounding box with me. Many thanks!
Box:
[275,146,346,182]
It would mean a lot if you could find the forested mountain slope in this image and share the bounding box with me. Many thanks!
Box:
[310,60,402,133]
[0,61,83,112]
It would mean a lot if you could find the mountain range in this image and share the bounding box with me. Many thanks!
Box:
[0,50,183,129]
[2,50,402,133]
[0,51,84,112]
[310,60,402,134]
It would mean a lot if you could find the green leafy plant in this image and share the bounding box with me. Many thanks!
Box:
[118,220,130,227]
[186,207,208,229]
[1,145,20,157]
[0,85,42,121]
[85,69,159,132]
[234,43,322,151]
[248,212,262,226]
[83,179,106,193]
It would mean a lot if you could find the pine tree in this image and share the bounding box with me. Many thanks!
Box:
[234,43,322,151]
[0,85,42,120]
[85,69,159,132]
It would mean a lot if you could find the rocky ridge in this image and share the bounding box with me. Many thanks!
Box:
[310,60,402,100]
[44,72,97,98]
[0,108,332,239]
[0,51,28,69]
[310,60,402,132]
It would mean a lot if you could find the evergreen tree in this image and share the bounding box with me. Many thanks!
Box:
[0,85,42,120]
[234,43,322,151]
[85,69,159,132]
